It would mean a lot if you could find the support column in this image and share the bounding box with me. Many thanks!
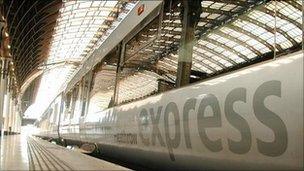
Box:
[175,0,202,87]
[13,106,18,134]
[12,100,17,133]
[3,90,11,134]
[0,57,11,136]
[113,41,126,106]
[8,97,15,134]
[14,110,20,134]
[3,74,13,135]
[15,113,19,134]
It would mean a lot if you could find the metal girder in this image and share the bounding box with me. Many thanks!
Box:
[193,49,227,69]
[258,6,302,30]
[156,63,177,75]
[165,15,216,24]
[286,0,302,11]
[210,0,257,7]
[7,0,26,34]
[202,7,238,16]
[191,56,217,72]
[159,57,177,70]
[19,33,53,78]
[195,43,237,65]
[16,21,56,65]
[161,29,181,35]
[16,28,54,83]
[197,0,269,39]
[227,24,282,52]
[162,22,182,28]
[12,12,57,57]
[240,15,298,46]
[12,1,59,52]
[125,37,156,62]
[10,1,38,44]
[176,0,203,87]
[13,15,57,62]
[3,0,62,86]
[215,30,263,56]
[151,39,180,48]
[5,0,15,20]
[204,37,250,62]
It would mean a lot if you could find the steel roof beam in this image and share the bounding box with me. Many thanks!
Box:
[13,15,57,63]
[7,0,26,34]
[16,31,54,83]
[202,7,238,16]
[12,1,60,52]
[215,30,263,56]
[286,0,302,11]
[195,43,238,65]
[227,24,282,52]
[210,0,257,7]
[154,1,268,69]
[5,0,15,20]
[10,1,38,44]
[193,49,227,69]
[191,57,217,72]
[204,37,250,62]
[258,6,301,30]
[18,31,53,72]
[240,15,298,46]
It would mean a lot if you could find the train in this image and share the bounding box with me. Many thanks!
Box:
[35,50,303,170]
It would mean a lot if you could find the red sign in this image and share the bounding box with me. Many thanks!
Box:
[137,4,145,16]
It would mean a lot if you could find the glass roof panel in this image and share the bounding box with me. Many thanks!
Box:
[118,71,160,103]
[155,0,302,82]
[207,33,256,58]
[267,1,302,24]
[31,0,137,118]
[48,1,117,63]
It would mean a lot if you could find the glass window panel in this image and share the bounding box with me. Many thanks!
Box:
[221,4,237,11]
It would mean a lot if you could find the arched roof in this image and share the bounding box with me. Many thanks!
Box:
[106,0,303,104]
[2,0,62,86]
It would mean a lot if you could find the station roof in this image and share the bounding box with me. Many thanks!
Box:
[4,0,136,117]
[34,1,133,113]
[90,0,303,108]
[2,0,62,85]
[2,0,302,116]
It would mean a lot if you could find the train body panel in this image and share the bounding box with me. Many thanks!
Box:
[37,52,303,170]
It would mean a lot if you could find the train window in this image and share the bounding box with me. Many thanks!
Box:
[64,93,72,120]
[81,99,87,117]
[70,86,79,119]
[53,104,58,124]
[81,71,93,117]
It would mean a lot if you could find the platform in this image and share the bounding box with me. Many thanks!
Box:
[0,135,129,170]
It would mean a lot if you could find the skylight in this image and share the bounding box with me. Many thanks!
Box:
[31,0,121,118]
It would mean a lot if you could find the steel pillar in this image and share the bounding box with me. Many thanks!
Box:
[3,90,10,134]
[0,57,11,136]
[8,99,15,134]
[113,41,126,106]
[176,0,202,87]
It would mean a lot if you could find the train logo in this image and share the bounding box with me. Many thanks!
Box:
[138,80,288,161]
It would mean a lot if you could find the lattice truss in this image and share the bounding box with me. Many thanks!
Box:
[96,0,302,106]
[34,0,135,114]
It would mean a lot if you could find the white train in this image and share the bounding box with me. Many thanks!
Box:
[36,51,303,170]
